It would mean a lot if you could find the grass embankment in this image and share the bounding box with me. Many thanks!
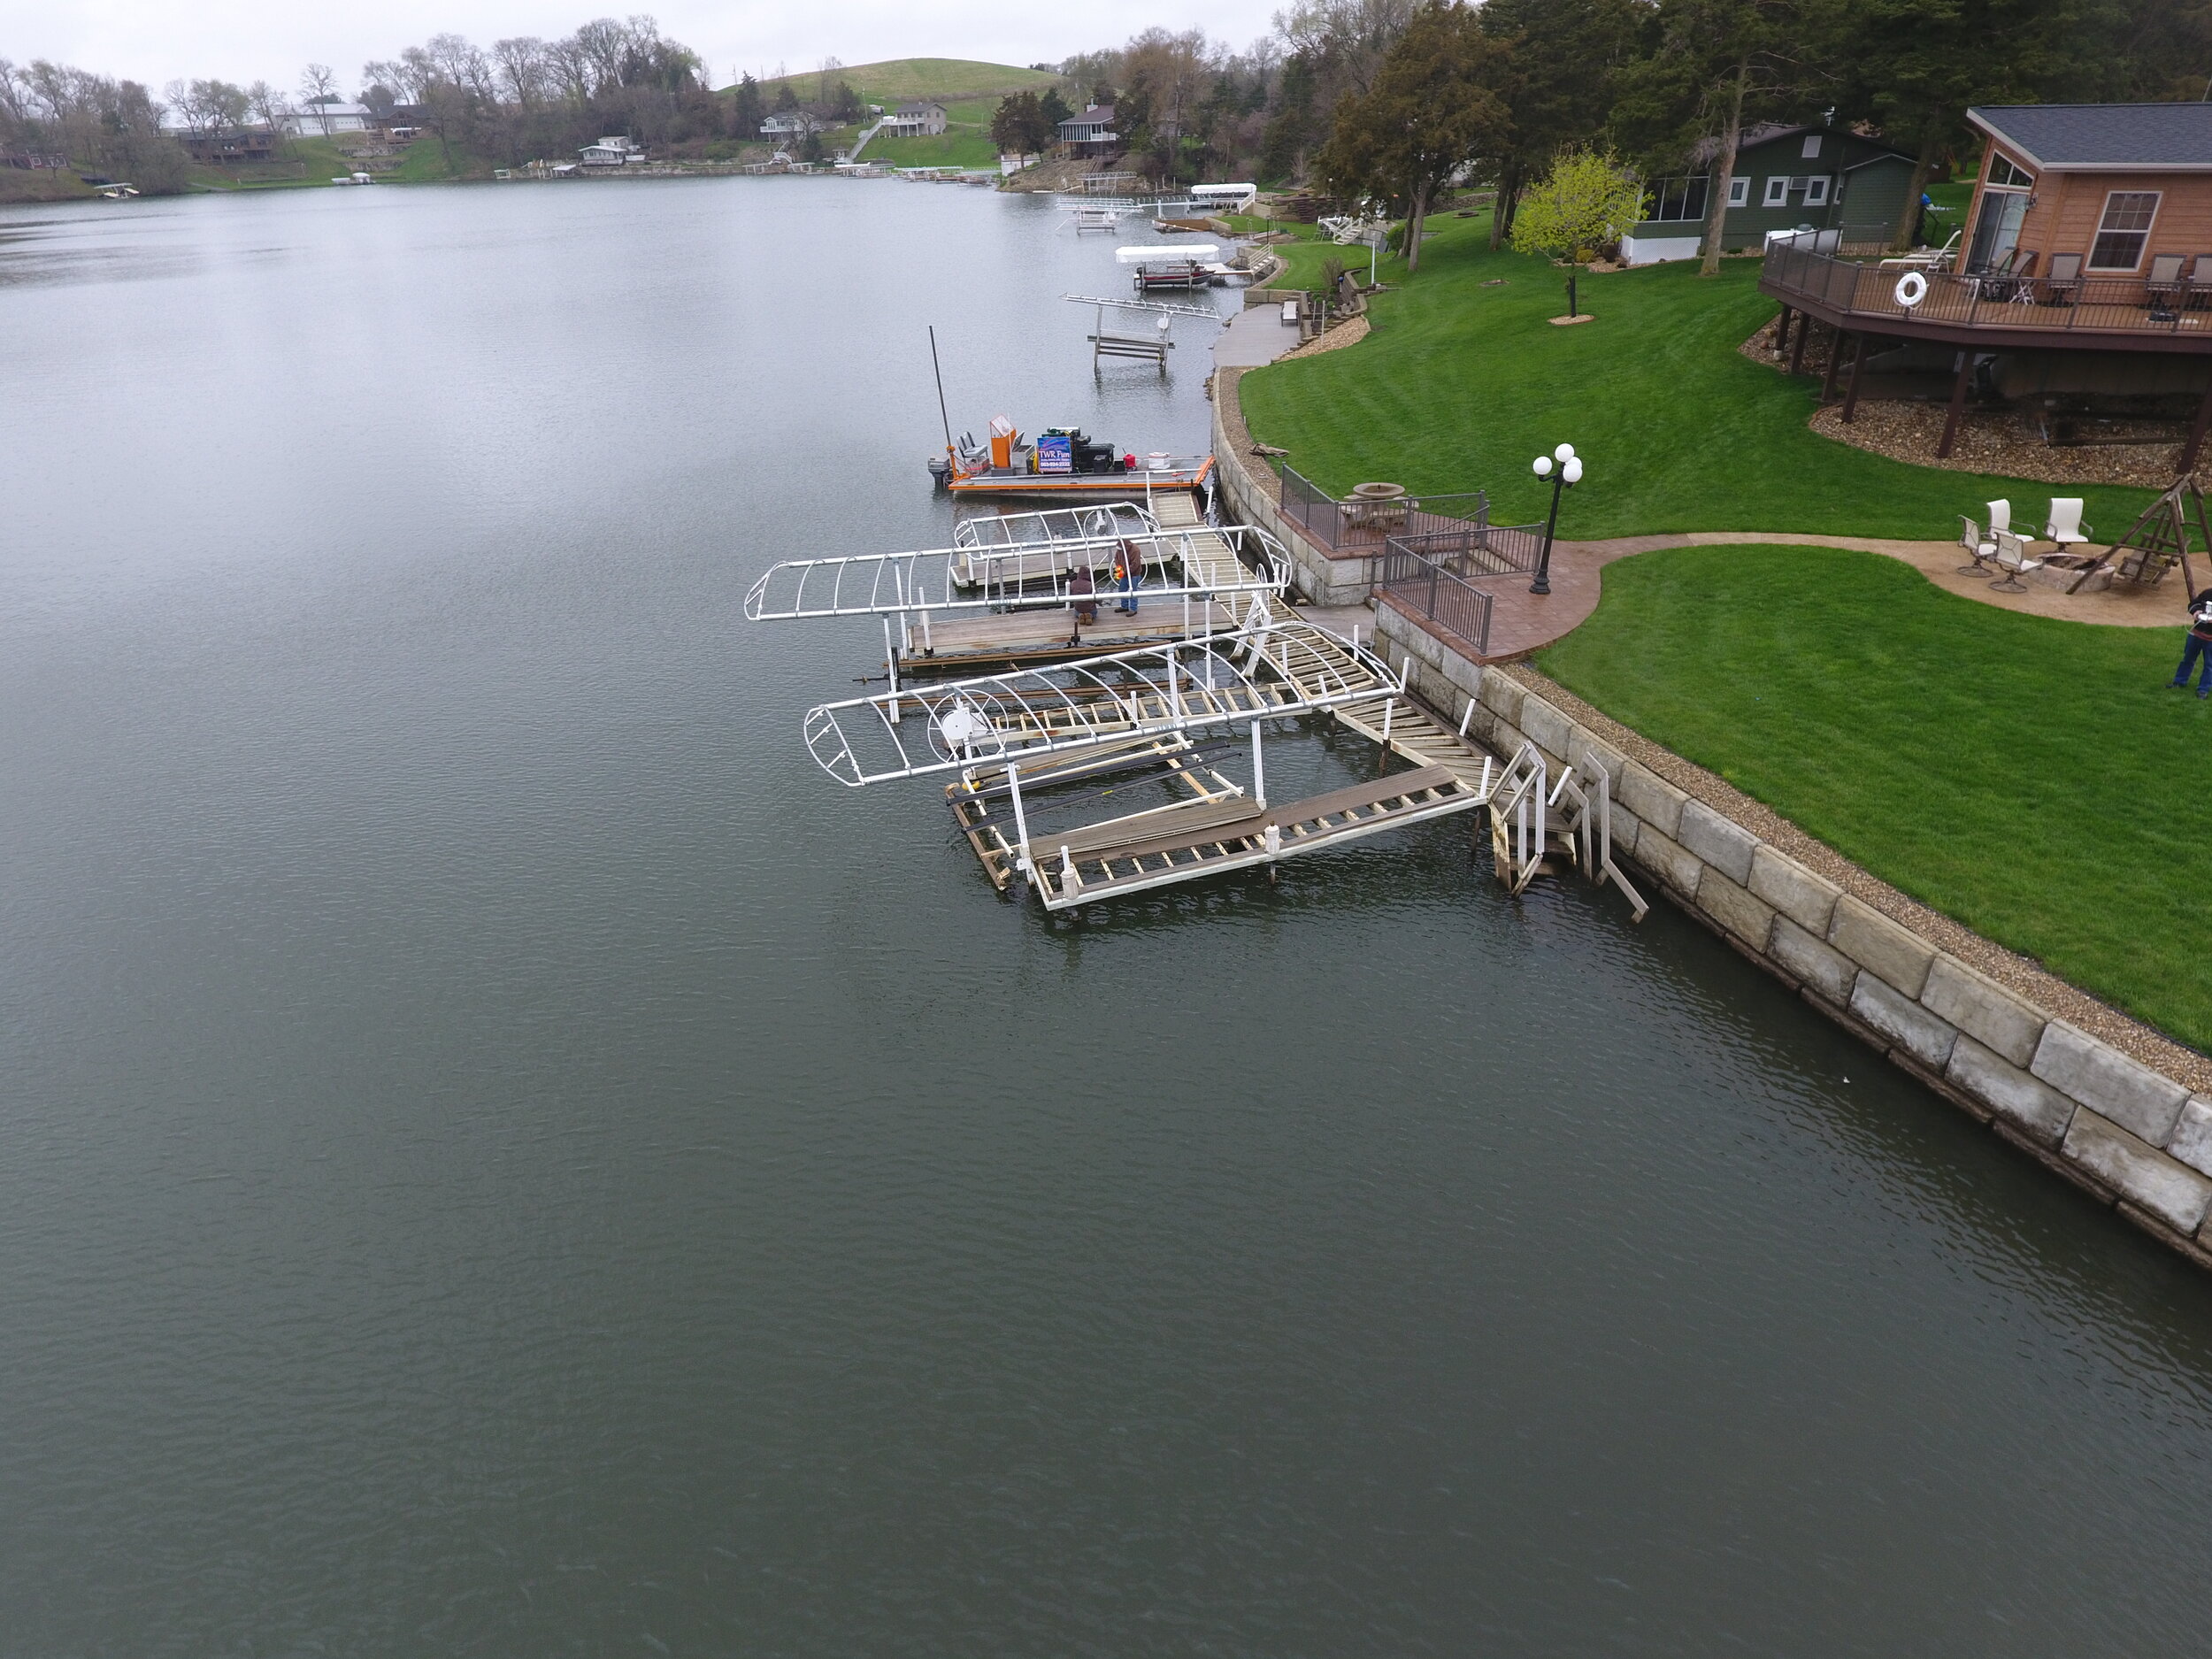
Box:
[755,58,1059,103]
[1237,209,2155,538]
[867,130,1000,170]
[1537,545,2212,1049]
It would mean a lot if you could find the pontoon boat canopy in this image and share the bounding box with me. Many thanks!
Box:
[1115,244,1221,264]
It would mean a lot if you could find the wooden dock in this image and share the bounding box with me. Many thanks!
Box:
[900,598,1235,675]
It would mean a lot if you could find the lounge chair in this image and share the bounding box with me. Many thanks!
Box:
[1973,247,2032,303]
[2043,498,2093,550]
[1990,528,2043,593]
[2147,253,2186,318]
[2040,252,2083,306]
[2186,255,2212,311]
[1957,515,1999,576]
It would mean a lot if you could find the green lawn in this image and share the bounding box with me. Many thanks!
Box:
[867,129,1000,170]
[1237,209,2155,537]
[1536,544,2211,1049]
[748,58,1059,104]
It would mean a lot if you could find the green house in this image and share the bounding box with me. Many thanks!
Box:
[1622,123,1916,265]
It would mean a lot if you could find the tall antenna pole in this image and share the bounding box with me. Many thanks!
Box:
[928,326,954,466]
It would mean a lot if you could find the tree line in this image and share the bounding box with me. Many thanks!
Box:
[1023,0,2209,265]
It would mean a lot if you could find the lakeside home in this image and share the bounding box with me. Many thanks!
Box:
[1624,123,1916,265]
[1762,102,2212,465]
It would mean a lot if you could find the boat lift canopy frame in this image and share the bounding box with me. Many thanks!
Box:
[745,525,1291,622]
[803,623,1402,787]
[952,503,1156,549]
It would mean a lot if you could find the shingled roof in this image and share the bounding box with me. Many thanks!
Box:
[1969,104,2212,170]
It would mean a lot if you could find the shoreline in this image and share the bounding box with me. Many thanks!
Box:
[1210,365,2212,1276]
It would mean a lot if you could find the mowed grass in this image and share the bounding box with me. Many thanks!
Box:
[868,130,1000,170]
[750,58,1059,103]
[1238,210,2156,537]
[1536,544,2212,1049]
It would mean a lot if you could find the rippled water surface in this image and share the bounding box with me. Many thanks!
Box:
[4,180,2211,1655]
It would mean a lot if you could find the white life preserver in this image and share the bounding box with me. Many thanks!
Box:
[1894,270,1929,308]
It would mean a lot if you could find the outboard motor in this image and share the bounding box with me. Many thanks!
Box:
[927,457,950,491]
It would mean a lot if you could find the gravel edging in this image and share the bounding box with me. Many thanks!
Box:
[1498,660,2212,1091]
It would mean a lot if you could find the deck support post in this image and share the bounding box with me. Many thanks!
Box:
[1250,719,1265,809]
[1006,760,1031,875]
[1841,333,1869,424]
[1937,349,1971,458]
[1775,306,1792,358]
[2183,380,2212,476]
[1786,309,1810,376]
[883,616,900,721]
[1820,323,1847,402]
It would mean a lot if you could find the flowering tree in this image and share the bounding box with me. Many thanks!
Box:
[1508,150,1647,263]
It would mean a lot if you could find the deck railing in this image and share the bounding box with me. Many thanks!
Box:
[1274,463,1498,552]
[1371,525,1544,657]
[1763,241,2212,338]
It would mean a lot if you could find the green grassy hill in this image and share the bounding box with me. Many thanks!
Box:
[745,58,1059,103]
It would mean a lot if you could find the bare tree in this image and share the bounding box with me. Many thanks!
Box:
[247,80,293,153]
[300,63,338,134]
[493,38,549,108]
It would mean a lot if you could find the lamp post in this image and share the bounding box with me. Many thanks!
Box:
[1529,442,1584,595]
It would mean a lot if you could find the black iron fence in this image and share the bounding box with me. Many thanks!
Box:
[1372,525,1545,657]
[1275,462,1499,552]
[1763,240,2212,338]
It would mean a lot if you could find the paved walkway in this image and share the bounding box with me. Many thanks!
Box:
[1374,530,2188,665]
[1212,303,1302,369]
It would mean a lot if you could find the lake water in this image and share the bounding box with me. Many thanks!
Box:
[4,178,2211,1655]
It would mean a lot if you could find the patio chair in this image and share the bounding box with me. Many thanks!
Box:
[2043,497,2093,550]
[2185,255,2212,311]
[1974,247,2032,302]
[2040,252,2083,306]
[2147,253,2186,318]
[1957,515,1999,576]
[1990,528,2043,593]
[1986,497,2012,535]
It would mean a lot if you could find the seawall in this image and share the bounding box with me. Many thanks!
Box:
[1212,365,2212,1274]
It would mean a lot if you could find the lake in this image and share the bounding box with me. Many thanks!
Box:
[3,177,2209,1655]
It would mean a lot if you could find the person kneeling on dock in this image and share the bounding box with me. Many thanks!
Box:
[2173,589,2212,698]
[1070,560,1097,640]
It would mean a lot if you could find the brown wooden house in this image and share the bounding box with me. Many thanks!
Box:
[1760,103,2212,472]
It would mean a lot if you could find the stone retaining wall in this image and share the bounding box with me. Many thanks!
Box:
[1364,598,2212,1274]
[1210,365,1379,605]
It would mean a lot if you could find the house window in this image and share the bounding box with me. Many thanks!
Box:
[1801,134,1822,159]
[1728,176,1749,208]
[1763,175,1788,207]
[1805,175,1830,206]
[1986,153,2033,189]
[2089,191,2159,271]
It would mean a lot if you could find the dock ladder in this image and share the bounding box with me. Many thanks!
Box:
[1487,742,1648,919]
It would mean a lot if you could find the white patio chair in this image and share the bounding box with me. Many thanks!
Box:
[2043,497,2093,549]
[1990,528,2043,593]
[1986,498,2011,535]
[1956,515,1998,575]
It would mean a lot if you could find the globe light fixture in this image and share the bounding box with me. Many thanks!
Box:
[1529,443,1586,596]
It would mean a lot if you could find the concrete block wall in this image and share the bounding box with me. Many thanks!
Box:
[1366,598,2212,1273]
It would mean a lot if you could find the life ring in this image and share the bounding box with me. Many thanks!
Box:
[1894,270,1929,308]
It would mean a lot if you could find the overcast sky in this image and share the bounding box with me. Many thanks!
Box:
[3,2,1285,94]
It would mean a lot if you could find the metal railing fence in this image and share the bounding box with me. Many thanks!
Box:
[1274,463,1499,551]
[1371,526,1542,657]
[1763,241,2212,337]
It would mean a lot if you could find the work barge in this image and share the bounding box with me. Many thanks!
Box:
[755,486,1646,917]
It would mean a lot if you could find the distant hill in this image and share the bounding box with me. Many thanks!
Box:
[738,58,1062,104]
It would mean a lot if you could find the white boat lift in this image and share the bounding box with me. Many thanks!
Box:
[952,502,1155,553]
[802,623,1404,788]
[744,525,1290,625]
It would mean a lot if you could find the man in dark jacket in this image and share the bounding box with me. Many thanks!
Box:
[2173,589,2212,697]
